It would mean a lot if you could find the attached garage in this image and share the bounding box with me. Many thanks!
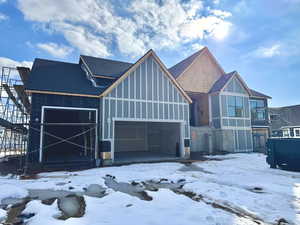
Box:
[99,50,192,164]
[114,121,182,163]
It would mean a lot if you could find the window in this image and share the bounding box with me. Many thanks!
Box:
[228,96,244,117]
[270,114,280,121]
[283,129,290,137]
[295,129,300,137]
[250,100,266,121]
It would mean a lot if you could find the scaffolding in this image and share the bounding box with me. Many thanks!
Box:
[0,66,29,159]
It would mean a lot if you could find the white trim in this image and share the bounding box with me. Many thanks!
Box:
[108,98,111,138]
[112,117,185,123]
[152,58,154,119]
[208,95,212,125]
[105,96,188,105]
[39,108,45,162]
[39,106,98,163]
[221,91,249,97]
[281,126,300,129]
[219,94,223,129]
[102,98,105,140]
[134,70,137,118]
[112,120,115,160]
[222,126,252,130]
[252,125,269,128]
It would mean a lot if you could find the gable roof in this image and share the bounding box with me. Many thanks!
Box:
[26,51,192,103]
[168,47,224,79]
[209,71,252,96]
[80,55,132,79]
[26,58,104,97]
[250,89,271,99]
[100,49,192,103]
[209,71,235,93]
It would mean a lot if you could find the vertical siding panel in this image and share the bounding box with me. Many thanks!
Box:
[123,77,129,98]
[147,58,152,100]
[104,98,109,139]
[153,61,158,101]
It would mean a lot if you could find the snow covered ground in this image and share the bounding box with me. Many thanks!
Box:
[0,153,299,225]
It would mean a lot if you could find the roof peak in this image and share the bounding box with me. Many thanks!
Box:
[80,55,132,65]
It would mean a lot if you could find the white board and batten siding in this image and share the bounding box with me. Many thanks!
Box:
[210,76,253,152]
[101,55,190,158]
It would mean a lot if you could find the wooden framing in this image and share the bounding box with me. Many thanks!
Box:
[92,75,116,79]
[26,89,100,98]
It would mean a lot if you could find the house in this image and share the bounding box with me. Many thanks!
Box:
[249,89,271,152]
[169,47,271,153]
[269,105,300,138]
[25,50,192,168]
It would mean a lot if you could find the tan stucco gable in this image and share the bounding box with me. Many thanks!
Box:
[176,48,224,93]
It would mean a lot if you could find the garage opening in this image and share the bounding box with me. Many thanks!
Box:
[114,121,182,163]
[41,108,97,163]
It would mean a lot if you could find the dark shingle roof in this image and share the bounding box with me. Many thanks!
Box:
[250,89,271,99]
[168,48,206,78]
[209,71,236,93]
[80,55,133,78]
[26,58,105,96]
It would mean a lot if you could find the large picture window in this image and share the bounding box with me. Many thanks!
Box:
[250,100,266,120]
[228,96,244,117]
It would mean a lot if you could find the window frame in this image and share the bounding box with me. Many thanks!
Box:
[228,96,244,118]
[250,99,266,121]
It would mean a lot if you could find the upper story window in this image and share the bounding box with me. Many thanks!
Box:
[270,114,280,121]
[250,99,266,121]
[228,96,244,117]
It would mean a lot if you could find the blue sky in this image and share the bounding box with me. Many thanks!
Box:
[0,0,299,107]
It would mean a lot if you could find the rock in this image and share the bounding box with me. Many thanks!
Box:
[57,194,85,219]
[85,184,106,197]
[125,204,133,207]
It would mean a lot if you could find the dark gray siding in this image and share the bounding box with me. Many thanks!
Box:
[27,93,100,163]
[250,97,269,127]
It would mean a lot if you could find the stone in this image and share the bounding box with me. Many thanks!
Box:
[85,184,106,198]
[57,194,85,219]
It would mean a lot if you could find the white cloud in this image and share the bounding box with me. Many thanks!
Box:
[36,42,73,58]
[0,13,8,21]
[210,9,232,18]
[191,43,205,51]
[0,57,33,68]
[252,44,281,58]
[17,0,232,57]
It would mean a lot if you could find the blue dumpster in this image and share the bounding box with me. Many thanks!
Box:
[266,138,300,170]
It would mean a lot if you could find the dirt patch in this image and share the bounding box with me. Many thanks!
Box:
[4,198,33,225]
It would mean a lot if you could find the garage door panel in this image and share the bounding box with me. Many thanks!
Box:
[114,121,181,157]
